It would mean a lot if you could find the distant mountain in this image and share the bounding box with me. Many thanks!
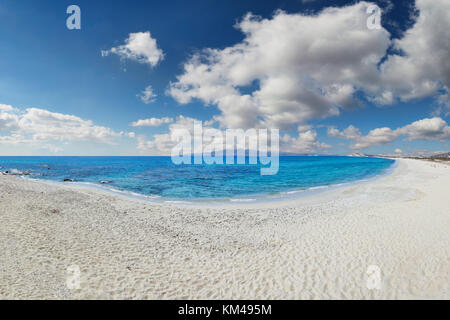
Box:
[347,152,369,157]
[430,152,450,159]
[195,150,335,157]
[279,152,335,156]
[374,151,450,159]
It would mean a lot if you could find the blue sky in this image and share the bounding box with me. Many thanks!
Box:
[0,0,448,156]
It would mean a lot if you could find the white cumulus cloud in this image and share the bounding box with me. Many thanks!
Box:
[282,129,331,153]
[137,85,158,104]
[136,115,329,155]
[168,1,450,130]
[0,104,133,146]
[328,117,450,150]
[378,0,450,105]
[102,31,164,67]
[168,2,390,130]
[131,117,173,127]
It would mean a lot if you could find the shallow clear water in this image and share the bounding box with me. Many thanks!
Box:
[0,156,394,200]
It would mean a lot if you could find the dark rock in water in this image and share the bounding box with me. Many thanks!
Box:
[3,169,30,176]
[100,180,113,184]
[63,178,74,182]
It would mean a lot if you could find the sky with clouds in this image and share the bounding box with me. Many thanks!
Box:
[0,0,449,156]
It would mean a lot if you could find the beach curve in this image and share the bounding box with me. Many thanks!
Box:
[0,158,449,299]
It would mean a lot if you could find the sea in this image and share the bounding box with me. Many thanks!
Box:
[0,156,395,202]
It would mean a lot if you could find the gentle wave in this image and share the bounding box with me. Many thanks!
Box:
[229,198,257,202]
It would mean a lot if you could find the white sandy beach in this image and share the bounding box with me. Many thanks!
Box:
[0,158,449,299]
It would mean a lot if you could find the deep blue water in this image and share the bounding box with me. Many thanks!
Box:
[0,156,394,200]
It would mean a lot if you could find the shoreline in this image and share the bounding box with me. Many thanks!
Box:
[11,158,397,208]
[0,158,449,299]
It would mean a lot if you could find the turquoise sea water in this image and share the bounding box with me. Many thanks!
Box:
[0,156,394,200]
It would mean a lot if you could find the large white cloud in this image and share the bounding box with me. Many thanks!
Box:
[102,31,164,67]
[350,127,399,150]
[378,0,450,105]
[168,0,450,130]
[281,128,330,153]
[0,105,130,147]
[136,116,208,154]
[0,104,15,112]
[0,105,20,131]
[398,117,450,141]
[168,2,390,130]
[18,108,123,143]
[135,115,329,155]
[0,134,31,145]
[328,117,450,150]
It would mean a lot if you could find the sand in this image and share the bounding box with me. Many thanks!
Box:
[0,158,448,299]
